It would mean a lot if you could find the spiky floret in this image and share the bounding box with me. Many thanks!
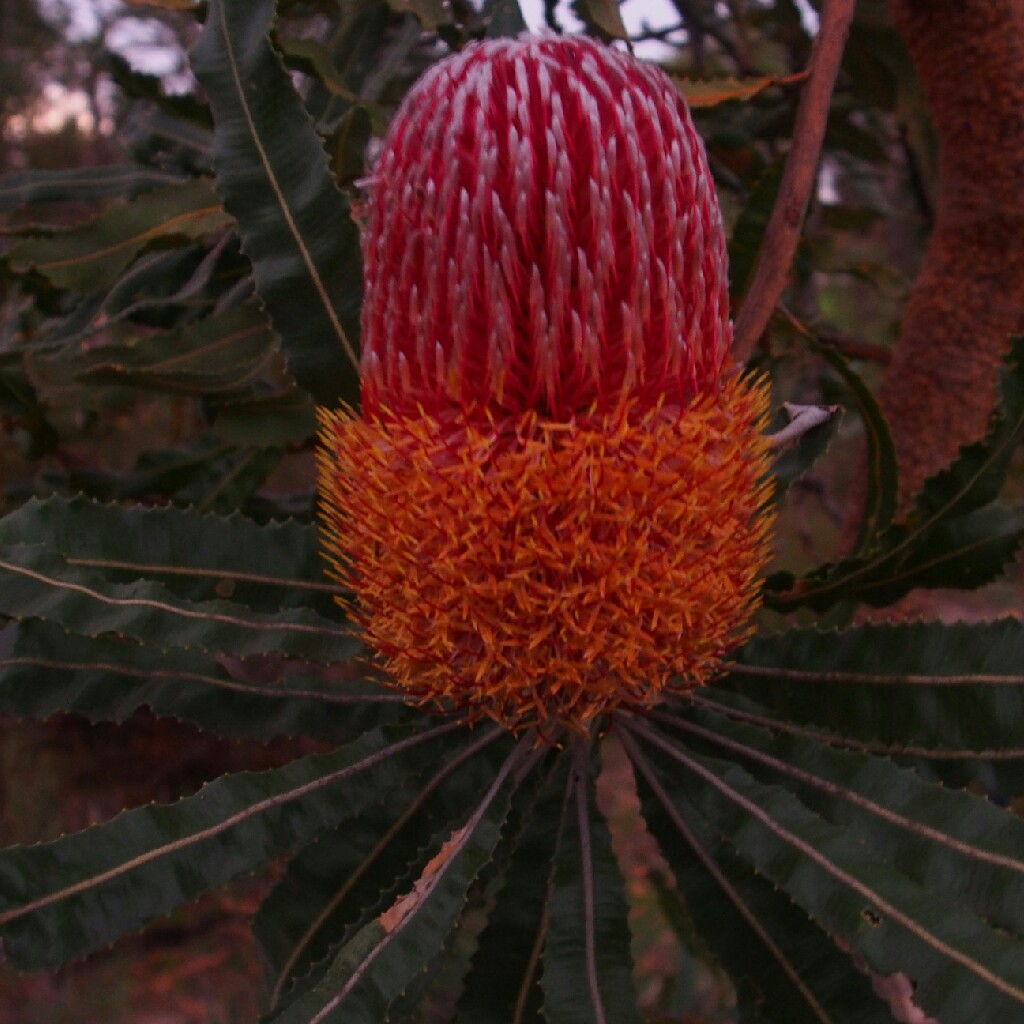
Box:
[318,376,774,733]
[317,34,776,733]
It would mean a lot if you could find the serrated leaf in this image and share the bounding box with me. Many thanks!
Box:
[278,36,360,102]
[623,727,892,1023]
[190,0,362,403]
[541,740,643,1024]
[770,336,1024,612]
[0,495,331,612]
[129,108,214,168]
[60,439,255,506]
[846,502,1024,603]
[770,344,1024,610]
[258,728,506,1004]
[259,807,408,1004]
[677,72,807,109]
[106,52,212,130]
[69,302,278,396]
[655,701,1024,938]
[88,241,247,339]
[376,747,554,1023]
[0,542,356,662]
[266,738,530,1024]
[0,721,463,969]
[907,337,1024,521]
[456,753,570,1023]
[719,620,1024,791]
[5,179,231,292]
[0,620,395,742]
[0,165,188,212]
[383,887,487,1023]
[627,718,1024,1024]
[805,332,899,553]
[329,105,373,187]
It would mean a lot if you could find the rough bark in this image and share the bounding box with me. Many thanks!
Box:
[882,0,1024,508]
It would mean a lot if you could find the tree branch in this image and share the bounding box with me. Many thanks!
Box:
[731,0,856,364]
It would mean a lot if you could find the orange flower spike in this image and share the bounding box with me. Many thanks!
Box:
[317,34,775,733]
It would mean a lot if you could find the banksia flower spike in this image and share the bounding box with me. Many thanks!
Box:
[317,34,775,734]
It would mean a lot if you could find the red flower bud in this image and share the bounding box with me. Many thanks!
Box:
[318,35,774,734]
[361,34,730,424]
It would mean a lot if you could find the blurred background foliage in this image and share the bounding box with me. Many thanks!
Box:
[0,0,1020,1020]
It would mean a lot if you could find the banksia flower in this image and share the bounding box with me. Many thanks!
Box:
[318,34,774,734]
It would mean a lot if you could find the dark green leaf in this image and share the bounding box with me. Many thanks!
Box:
[457,753,571,1023]
[720,619,1024,790]
[266,738,530,1024]
[805,332,899,553]
[5,179,231,292]
[0,166,188,212]
[770,336,1024,612]
[383,885,489,1024]
[0,495,332,613]
[541,740,643,1024]
[623,726,891,1023]
[908,339,1024,521]
[190,0,362,403]
[258,728,507,1004]
[0,721,463,969]
[843,502,1024,603]
[106,52,212,128]
[0,542,356,662]
[0,619,394,742]
[656,701,1024,938]
[628,718,1024,1024]
[70,303,278,396]
[369,742,550,1023]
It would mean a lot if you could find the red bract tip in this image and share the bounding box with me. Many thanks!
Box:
[360,34,730,423]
